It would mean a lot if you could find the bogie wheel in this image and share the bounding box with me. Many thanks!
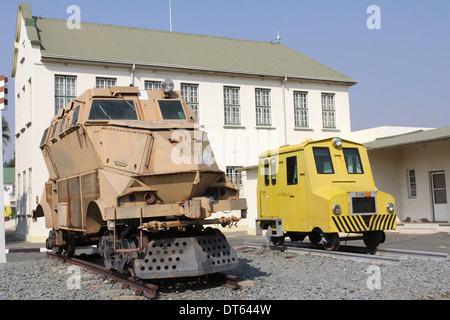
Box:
[363,231,384,251]
[308,230,322,244]
[265,227,285,247]
[322,233,340,251]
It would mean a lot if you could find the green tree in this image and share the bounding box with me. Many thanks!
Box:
[2,116,10,148]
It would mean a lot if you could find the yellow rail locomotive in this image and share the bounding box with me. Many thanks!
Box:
[256,137,396,251]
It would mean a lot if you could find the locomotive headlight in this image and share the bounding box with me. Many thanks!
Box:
[333,137,342,148]
[332,204,342,215]
[108,221,115,229]
[386,203,395,213]
[161,78,174,93]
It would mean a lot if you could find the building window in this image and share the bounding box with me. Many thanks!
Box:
[181,83,199,119]
[55,75,76,114]
[408,169,417,198]
[226,166,243,197]
[144,80,161,90]
[294,91,308,127]
[255,88,271,126]
[224,87,240,125]
[96,77,117,88]
[321,93,336,129]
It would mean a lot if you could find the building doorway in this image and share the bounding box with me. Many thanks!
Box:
[430,171,448,222]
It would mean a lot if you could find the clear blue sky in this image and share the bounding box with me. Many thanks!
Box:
[1,0,449,162]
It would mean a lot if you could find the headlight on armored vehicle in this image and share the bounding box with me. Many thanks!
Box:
[161,78,174,93]
[386,203,395,213]
[332,204,342,215]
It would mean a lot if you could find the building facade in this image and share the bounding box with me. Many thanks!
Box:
[364,127,450,224]
[12,3,357,240]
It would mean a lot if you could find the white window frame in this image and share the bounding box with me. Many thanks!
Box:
[181,83,199,119]
[294,91,308,127]
[144,80,161,90]
[55,75,77,114]
[407,169,417,198]
[321,93,336,129]
[224,86,240,125]
[255,88,271,126]
[95,77,117,88]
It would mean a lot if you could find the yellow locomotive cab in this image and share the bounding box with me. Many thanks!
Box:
[256,137,396,251]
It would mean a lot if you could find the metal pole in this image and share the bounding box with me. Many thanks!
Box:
[0,110,6,263]
[169,0,173,32]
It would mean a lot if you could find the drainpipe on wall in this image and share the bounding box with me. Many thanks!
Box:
[281,76,288,146]
[131,64,136,86]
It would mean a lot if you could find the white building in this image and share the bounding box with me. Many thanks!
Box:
[12,3,357,241]
[364,127,450,224]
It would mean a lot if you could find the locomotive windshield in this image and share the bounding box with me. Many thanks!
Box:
[313,147,334,174]
[343,148,364,174]
[89,100,138,120]
[158,100,186,119]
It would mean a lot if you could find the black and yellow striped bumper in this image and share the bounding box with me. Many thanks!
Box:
[332,214,396,233]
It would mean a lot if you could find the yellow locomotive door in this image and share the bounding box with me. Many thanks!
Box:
[259,158,278,218]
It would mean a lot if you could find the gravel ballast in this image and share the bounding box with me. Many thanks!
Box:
[0,247,449,300]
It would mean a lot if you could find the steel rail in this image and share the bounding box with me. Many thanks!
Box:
[47,252,158,299]
[377,248,448,260]
[243,242,404,264]
[242,242,449,264]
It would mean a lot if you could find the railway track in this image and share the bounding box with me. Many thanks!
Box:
[242,241,449,264]
[46,251,240,299]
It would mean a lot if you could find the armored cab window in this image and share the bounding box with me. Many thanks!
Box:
[40,128,49,147]
[59,117,68,133]
[158,100,186,120]
[89,100,138,120]
[286,156,298,185]
[50,121,59,140]
[313,147,334,174]
[70,106,80,126]
[343,148,364,174]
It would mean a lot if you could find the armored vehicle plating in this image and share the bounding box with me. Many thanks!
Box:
[34,79,247,279]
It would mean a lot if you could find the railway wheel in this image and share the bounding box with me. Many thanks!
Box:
[322,233,340,251]
[308,230,322,244]
[363,231,384,251]
[265,227,285,246]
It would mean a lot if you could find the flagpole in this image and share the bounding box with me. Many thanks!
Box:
[169,0,173,32]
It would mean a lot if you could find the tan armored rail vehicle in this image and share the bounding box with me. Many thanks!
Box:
[34,79,247,279]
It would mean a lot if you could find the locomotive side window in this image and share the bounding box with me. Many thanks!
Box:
[286,156,298,185]
[270,158,276,185]
[313,147,334,174]
[158,100,186,120]
[89,100,138,120]
[343,148,364,174]
[264,160,270,186]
